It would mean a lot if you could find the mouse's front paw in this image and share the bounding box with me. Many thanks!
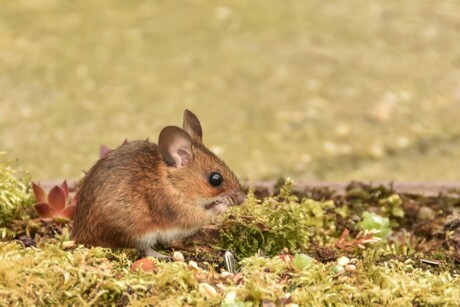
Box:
[208,203,228,216]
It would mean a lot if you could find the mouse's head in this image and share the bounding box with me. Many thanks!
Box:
[158,110,246,214]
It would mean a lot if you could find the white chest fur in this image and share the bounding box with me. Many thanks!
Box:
[135,228,200,250]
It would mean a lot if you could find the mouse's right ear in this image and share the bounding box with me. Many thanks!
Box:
[183,109,203,144]
[158,126,193,168]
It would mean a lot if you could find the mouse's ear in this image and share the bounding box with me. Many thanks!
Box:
[183,109,203,143]
[158,126,193,168]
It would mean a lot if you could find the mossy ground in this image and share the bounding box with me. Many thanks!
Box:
[1,163,459,305]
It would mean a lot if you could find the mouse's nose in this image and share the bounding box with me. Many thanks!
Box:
[234,192,247,206]
[225,191,247,207]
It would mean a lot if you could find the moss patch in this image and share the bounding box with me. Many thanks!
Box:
[0,153,33,230]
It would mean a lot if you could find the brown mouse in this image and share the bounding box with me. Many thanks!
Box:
[71,109,246,258]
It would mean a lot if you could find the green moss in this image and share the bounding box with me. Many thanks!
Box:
[1,241,458,306]
[219,179,336,257]
[0,153,33,229]
[288,258,460,305]
[0,241,217,305]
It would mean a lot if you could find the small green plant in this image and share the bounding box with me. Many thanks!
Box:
[32,181,76,220]
[379,194,405,218]
[220,179,336,257]
[358,211,392,240]
[387,229,418,256]
[293,253,315,270]
[0,153,32,227]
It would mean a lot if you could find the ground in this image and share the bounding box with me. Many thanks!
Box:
[1,171,459,305]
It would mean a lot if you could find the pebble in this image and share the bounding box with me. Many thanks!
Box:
[131,258,157,273]
[172,251,185,262]
[417,206,436,221]
[332,264,345,274]
[337,256,350,266]
[345,264,356,272]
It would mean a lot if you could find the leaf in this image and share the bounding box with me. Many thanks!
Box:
[48,186,67,212]
[32,182,47,203]
[60,180,69,198]
[293,253,314,270]
[358,212,391,240]
[59,205,76,220]
[69,191,79,207]
[35,202,56,218]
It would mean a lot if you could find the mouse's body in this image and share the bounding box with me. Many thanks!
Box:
[71,110,245,257]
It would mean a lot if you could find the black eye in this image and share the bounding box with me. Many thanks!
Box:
[208,172,223,187]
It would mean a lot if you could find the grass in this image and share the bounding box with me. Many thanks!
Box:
[1,0,460,181]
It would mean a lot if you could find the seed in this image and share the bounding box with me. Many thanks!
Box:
[188,260,199,269]
[224,251,236,274]
[172,251,184,262]
[61,241,76,249]
[198,283,218,299]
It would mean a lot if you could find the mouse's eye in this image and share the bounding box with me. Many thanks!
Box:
[208,171,223,187]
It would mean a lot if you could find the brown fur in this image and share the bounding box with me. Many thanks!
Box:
[72,111,244,250]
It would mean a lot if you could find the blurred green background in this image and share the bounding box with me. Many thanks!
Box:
[1,0,460,181]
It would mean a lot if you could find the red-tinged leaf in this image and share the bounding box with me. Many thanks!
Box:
[48,186,67,212]
[69,191,79,207]
[35,202,56,218]
[60,180,69,198]
[100,145,112,158]
[59,204,76,220]
[32,182,47,203]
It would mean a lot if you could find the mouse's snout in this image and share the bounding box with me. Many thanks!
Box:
[229,191,247,206]
[237,192,247,205]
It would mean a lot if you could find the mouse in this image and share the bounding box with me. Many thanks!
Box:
[71,109,246,258]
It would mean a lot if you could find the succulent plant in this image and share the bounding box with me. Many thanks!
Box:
[32,180,77,220]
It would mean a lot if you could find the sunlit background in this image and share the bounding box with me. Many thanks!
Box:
[1,0,460,181]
